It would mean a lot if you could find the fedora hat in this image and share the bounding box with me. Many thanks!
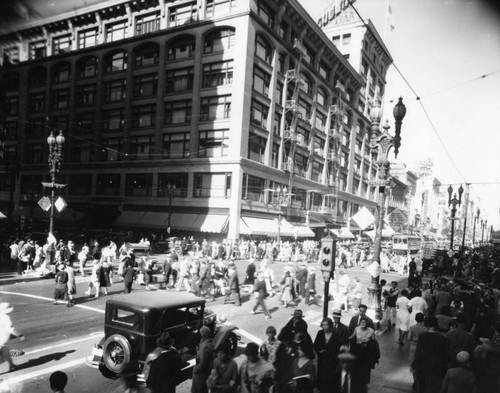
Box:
[0,302,13,314]
[332,309,342,318]
[156,331,174,349]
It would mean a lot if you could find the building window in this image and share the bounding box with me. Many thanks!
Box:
[5,121,18,140]
[130,135,154,160]
[202,60,233,88]
[126,173,153,196]
[340,151,349,168]
[200,96,231,121]
[105,51,127,73]
[5,96,19,116]
[103,109,124,131]
[75,112,95,133]
[78,28,98,49]
[316,87,328,107]
[28,93,45,113]
[78,57,98,78]
[134,43,159,68]
[52,89,70,110]
[199,129,229,157]
[278,52,286,74]
[311,161,323,182]
[319,61,330,80]
[242,174,265,201]
[248,133,266,164]
[294,153,308,177]
[314,111,326,131]
[164,100,192,125]
[162,132,190,158]
[332,35,340,46]
[313,135,325,155]
[28,67,46,88]
[257,1,274,28]
[297,99,311,121]
[52,115,68,131]
[68,174,92,195]
[26,119,45,138]
[299,72,313,96]
[3,46,19,65]
[106,20,128,42]
[52,62,71,83]
[251,100,268,128]
[29,40,46,60]
[2,72,19,92]
[206,0,236,18]
[158,173,188,197]
[96,174,120,195]
[165,68,193,93]
[279,21,288,40]
[255,36,272,64]
[276,83,283,104]
[132,105,156,128]
[167,36,195,60]
[253,67,270,96]
[204,28,235,53]
[52,35,71,55]
[133,74,158,97]
[303,43,315,65]
[273,113,281,136]
[104,79,126,102]
[136,12,160,35]
[194,172,231,198]
[26,144,44,164]
[169,2,197,26]
[342,33,351,45]
[100,138,122,161]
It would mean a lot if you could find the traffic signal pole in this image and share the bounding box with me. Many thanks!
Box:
[319,234,337,319]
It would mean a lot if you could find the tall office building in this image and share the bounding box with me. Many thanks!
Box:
[0,0,392,240]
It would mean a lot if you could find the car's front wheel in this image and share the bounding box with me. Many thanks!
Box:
[102,334,132,374]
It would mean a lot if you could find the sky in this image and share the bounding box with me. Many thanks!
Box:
[300,0,500,229]
[1,0,499,229]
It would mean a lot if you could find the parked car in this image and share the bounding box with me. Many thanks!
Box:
[88,291,239,381]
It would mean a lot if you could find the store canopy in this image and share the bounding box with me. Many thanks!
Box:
[331,227,355,239]
[240,217,313,237]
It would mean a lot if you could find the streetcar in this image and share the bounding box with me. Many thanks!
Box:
[391,234,422,255]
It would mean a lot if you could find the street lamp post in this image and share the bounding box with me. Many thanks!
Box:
[166,183,176,234]
[368,97,407,321]
[275,186,289,246]
[47,130,65,234]
[447,184,463,250]
[472,208,480,246]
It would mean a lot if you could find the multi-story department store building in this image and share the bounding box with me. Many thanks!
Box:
[0,0,393,240]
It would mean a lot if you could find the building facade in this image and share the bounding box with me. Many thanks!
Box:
[0,0,391,240]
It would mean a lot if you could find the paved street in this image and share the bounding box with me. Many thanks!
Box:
[0,260,413,392]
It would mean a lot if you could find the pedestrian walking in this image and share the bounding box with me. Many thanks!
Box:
[396,289,411,346]
[122,259,136,294]
[191,326,214,393]
[78,243,89,276]
[54,263,71,307]
[0,302,24,372]
[146,332,182,393]
[250,273,271,319]
[238,342,274,393]
[224,262,241,306]
[280,267,295,308]
[86,259,102,298]
[314,318,340,393]
[49,371,68,393]
[282,342,316,393]
[66,263,76,304]
[207,344,238,393]
[260,326,280,364]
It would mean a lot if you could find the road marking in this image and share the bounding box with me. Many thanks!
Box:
[0,291,105,314]
[24,332,103,355]
[235,328,263,345]
[6,357,87,384]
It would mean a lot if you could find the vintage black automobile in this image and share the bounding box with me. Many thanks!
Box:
[88,291,239,380]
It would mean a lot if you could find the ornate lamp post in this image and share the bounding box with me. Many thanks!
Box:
[368,97,407,321]
[47,130,65,234]
[472,208,480,246]
[166,183,176,234]
[447,184,463,250]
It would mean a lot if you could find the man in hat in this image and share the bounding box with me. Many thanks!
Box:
[332,309,349,346]
[146,331,182,393]
[440,351,475,393]
[250,273,271,319]
[334,352,366,393]
[278,309,309,342]
[54,263,71,307]
[224,262,241,306]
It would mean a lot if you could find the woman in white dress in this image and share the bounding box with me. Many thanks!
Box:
[396,289,411,346]
[407,289,428,327]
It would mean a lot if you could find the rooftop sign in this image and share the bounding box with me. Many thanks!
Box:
[317,0,356,28]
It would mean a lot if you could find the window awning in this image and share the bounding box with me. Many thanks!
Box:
[141,212,170,228]
[193,214,229,233]
[240,217,314,238]
[115,211,147,227]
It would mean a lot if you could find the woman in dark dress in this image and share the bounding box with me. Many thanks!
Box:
[314,318,340,393]
[283,342,316,393]
[245,260,256,286]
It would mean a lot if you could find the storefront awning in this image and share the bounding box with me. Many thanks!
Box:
[193,214,229,233]
[240,217,315,238]
[115,211,147,227]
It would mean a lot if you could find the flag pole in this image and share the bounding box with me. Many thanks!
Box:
[384,0,391,41]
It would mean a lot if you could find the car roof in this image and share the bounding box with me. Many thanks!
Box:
[107,291,205,311]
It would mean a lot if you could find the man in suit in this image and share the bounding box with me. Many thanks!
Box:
[224,262,241,306]
[333,352,366,393]
[348,304,374,335]
[332,309,349,346]
[146,331,182,393]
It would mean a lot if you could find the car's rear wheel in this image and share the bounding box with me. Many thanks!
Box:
[102,334,132,374]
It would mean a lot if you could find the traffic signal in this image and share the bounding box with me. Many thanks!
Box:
[319,235,336,273]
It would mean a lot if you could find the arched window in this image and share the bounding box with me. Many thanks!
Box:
[204,28,235,54]
[167,35,195,61]
[134,43,159,68]
[316,86,328,107]
[78,56,98,79]
[2,72,19,92]
[105,50,128,73]
[52,62,71,83]
[28,66,47,88]
[299,72,313,97]
[255,35,272,64]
